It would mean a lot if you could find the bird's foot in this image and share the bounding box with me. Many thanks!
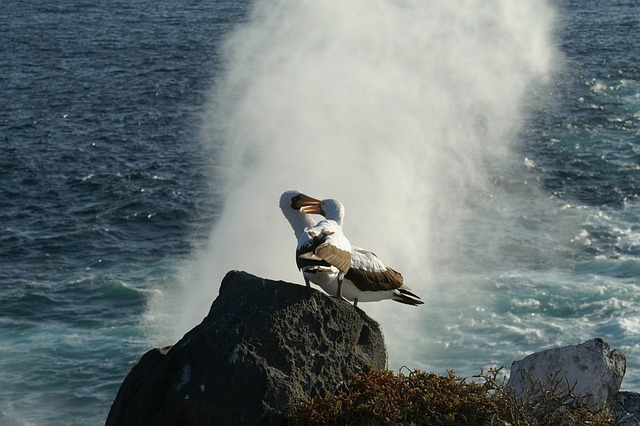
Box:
[303,278,313,295]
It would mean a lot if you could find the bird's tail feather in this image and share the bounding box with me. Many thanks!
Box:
[393,288,424,306]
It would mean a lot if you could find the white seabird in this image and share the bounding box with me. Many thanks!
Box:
[279,190,345,292]
[299,197,424,307]
[297,212,352,300]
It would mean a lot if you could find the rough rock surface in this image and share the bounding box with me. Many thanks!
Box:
[508,338,626,414]
[616,391,640,426]
[106,270,387,425]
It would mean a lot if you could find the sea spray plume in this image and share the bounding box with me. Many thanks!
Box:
[300,197,424,307]
[171,0,558,358]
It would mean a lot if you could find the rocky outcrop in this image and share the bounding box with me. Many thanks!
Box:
[106,270,387,426]
[107,270,640,425]
[508,338,626,415]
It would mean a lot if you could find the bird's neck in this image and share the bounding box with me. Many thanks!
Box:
[285,210,316,235]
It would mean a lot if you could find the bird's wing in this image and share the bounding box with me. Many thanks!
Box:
[298,220,352,274]
[346,249,403,291]
[315,241,352,274]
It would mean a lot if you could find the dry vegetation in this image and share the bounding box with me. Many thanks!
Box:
[288,367,618,425]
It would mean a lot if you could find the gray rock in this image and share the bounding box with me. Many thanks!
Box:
[106,270,387,425]
[508,338,626,414]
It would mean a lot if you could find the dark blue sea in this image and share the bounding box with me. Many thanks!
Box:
[2,0,639,424]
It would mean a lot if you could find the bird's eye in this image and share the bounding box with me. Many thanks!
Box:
[291,195,301,209]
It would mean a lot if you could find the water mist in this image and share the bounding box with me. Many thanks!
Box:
[162,0,559,370]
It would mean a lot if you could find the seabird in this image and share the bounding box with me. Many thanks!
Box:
[297,214,352,300]
[279,190,347,293]
[299,197,424,307]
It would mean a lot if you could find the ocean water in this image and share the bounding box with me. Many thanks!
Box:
[1,0,640,424]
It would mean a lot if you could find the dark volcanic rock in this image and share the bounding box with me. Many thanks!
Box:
[616,391,640,426]
[106,270,387,425]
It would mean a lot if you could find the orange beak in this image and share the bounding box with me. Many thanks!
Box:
[300,204,324,215]
[291,193,324,215]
